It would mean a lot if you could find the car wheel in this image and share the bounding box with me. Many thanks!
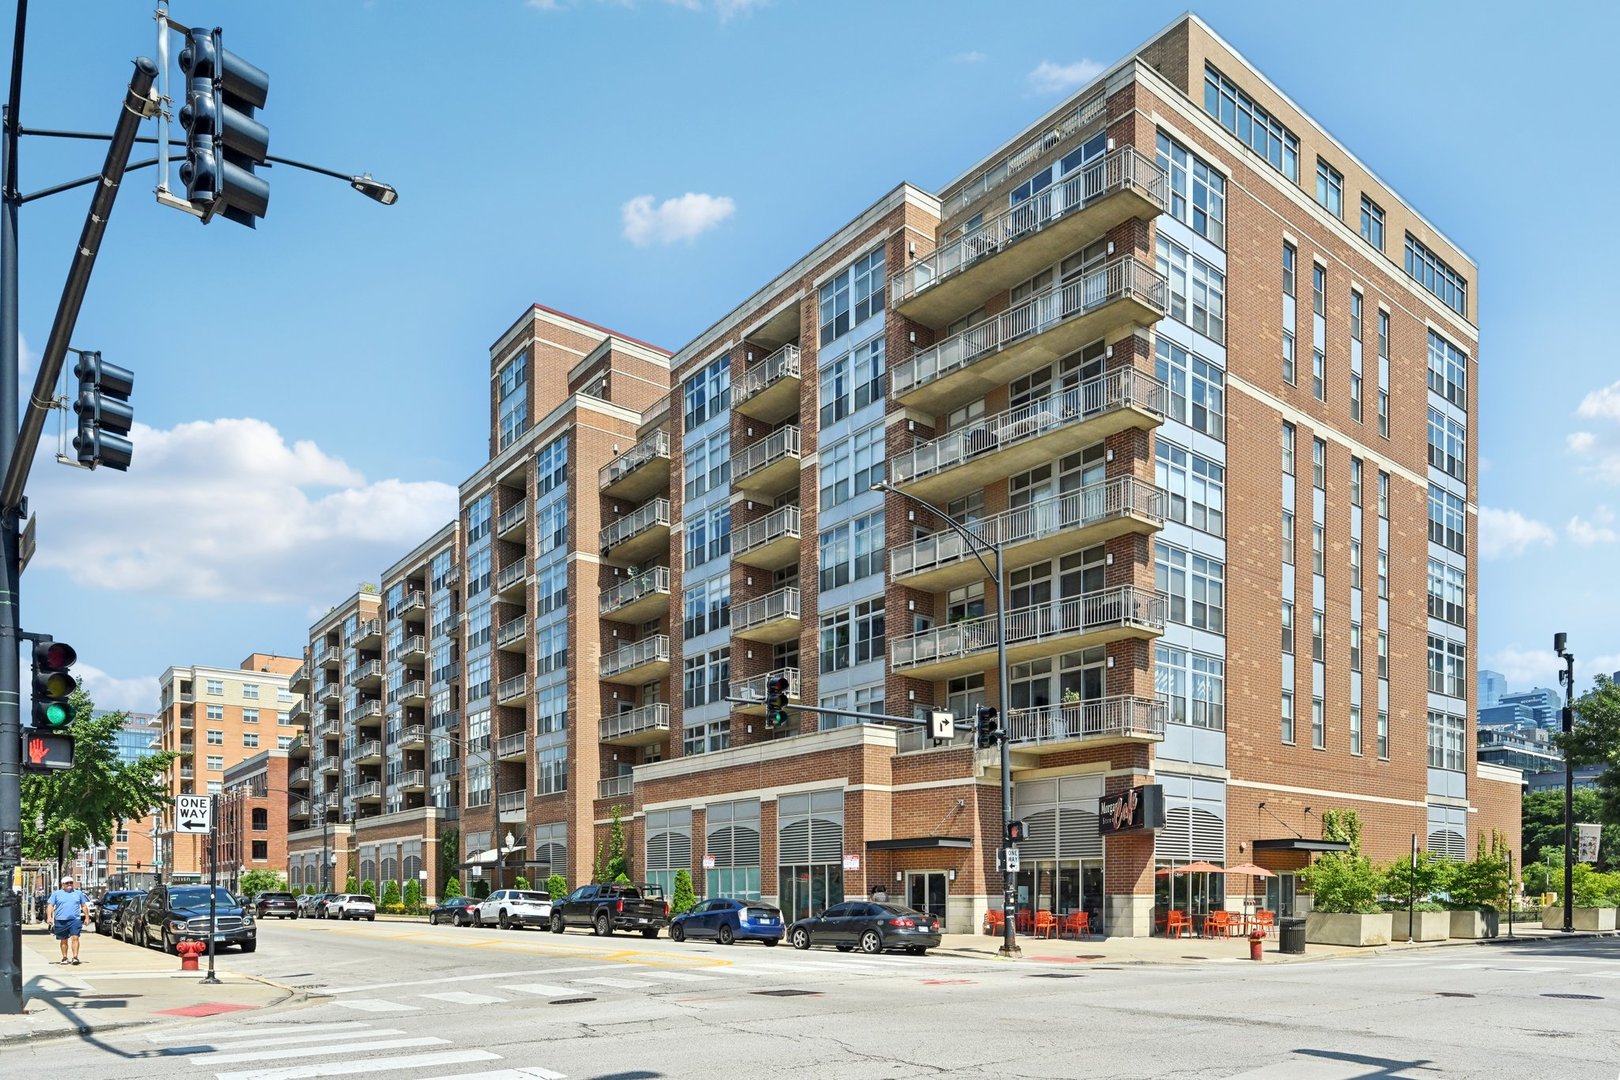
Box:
[641,928,659,939]
[498,910,510,930]
[240,940,257,953]
[162,930,177,955]
[718,924,735,946]
[472,911,482,928]
[429,913,438,926]
[763,938,779,947]
[594,914,612,937]
[859,930,882,955]
[670,923,685,943]
[909,947,928,956]
[367,915,375,922]
[790,927,810,950]
[551,914,564,934]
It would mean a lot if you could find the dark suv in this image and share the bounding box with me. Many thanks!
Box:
[255,891,299,919]
[141,884,257,954]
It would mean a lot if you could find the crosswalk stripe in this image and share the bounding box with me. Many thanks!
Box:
[148,1023,377,1043]
[215,1048,501,1080]
[419,991,508,1005]
[190,1036,449,1066]
[501,983,579,997]
[573,977,655,989]
[329,999,420,1012]
[161,1029,404,1054]
[417,1070,565,1080]
[636,970,720,982]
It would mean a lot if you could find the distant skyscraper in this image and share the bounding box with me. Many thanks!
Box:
[1497,687,1560,730]
[1477,670,1505,708]
[99,711,160,765]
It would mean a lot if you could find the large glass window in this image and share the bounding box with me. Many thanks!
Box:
[1155,439,1224,536]
[1427,330,1468,408]
[1427,710,1466,771]
[819,247,885,345]
[1428,485,1466,553]
[683,354,731,430]
[1155,540,1223,633]
[1405,233,1468,316]
[1314,158,1343,217]
[1203,63,1299,180]
[1427,559,1466,626]
[682,648,730,709]
[1156,131,1225,244]
[497,349,529,452]
[1155,339,1225,439]
[1427,407,1466,480]
[1156,236,1225,340]
[1360,195,1385,250]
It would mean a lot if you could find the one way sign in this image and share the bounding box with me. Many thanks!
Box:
[175,794,212,834]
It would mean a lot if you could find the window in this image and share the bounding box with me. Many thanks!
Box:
[1377,549,1389,599]
[536,435,568,496]
[1427,330,1467,408]
[242,683,260,700]
[1360,195,1385,250]
[1350,458,1363,506]
[1281,601,1294,654]
[683,354,731,430]
[1377,710,1389,759]
[1312,525,1324,576]
[684,718,731,757]
[1428,710,1466,771]
[852,423,885,496]
[684,505,731,570]
[853,510,885,581]
[1281,511,1295,565]
[1312,263,1326,318]
[1428,485,1466,553]
[242,708,259,725]
[243,733,259,748]
[1281,422,1295,475]
[1282,242,1296,297]
[1377,631,1389,679]
[854,599,885,666]
[818,524,851,592]
[466,493,491,543]
[207,729,223,745]
[1156,131,1226,244]
[535,562,567,615]
[1350,623,1362,672]
[818,600,883,674]
[1155,339,1225,438]
[1350,706,1363,756]
[1155,646,1225,729]
[682,648,730,709]
[1405,233,1468,315]
[683,428,730,501]
[1377,311,1390,438]
[1311,609,1324,662]
[1156,236,1225,340]
[1282,329,1296,385]
[1312,347,1326,401]
[1349,539,1361,590]
[819,439,852,509]
[682,574,730,638]
[1350,373,1362,422]
[819,354,851,427]
[1155,440,1224,536]
[819,246,884,345]
[1377,471,1390,519]
[853,335,885,411]
[1428,560,1466,626]
[1281,691,1295,744]
[1312,438,1326,490]
[497,349,529,452]
[207,755,224,771]
[1203,64,1300,180]
[1311,697,1325,749]
[819,609,850,674]
[1315,159,1343,217]
[205,679,223,696]
[206,704,224,721]
[277,735,292,750]
[252,840,268,860]
[1427,407,1466,480]
[1155,541,1224,633]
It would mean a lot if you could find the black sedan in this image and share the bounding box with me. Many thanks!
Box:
[428,897,479,926]
[255,891,300,919]
[95,890,145,937]
[787,901,940,955]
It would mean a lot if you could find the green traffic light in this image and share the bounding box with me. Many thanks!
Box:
[42,701,69,727]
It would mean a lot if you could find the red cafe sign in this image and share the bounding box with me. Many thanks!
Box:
[1097,784,1165,835]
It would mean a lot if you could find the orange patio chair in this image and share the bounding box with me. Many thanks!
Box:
[984,909,1005,935]
[1033,911,1058,939]
[1165,909,1192,938]
[1254,910,1276,937]
[1016,909,1034,934]
[1063,911,1091,940]
[1204,910,1234,938]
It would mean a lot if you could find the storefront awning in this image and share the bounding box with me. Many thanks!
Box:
[458,848,524,868]
[1251,838,1351,853]
[866,837,973,851]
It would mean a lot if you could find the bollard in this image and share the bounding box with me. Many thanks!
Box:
[1249,929,1265,961]
[176,939,208,972]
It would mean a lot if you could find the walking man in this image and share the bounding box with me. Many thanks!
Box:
[47,874,89,966]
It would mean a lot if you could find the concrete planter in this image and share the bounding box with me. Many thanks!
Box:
[1448,909,1499,939]
[1391,910,1449,941]
[1541,906,1617,932]
[1305,911,1391,947]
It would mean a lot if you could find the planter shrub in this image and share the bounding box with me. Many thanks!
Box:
[1305,911,1392,947]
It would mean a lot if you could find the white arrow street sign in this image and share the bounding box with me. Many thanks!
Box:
[175,794,211,834]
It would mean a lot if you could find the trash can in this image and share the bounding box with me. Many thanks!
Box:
[1278,917,1307,955]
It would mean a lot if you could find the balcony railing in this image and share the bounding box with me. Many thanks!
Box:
[288,698,309,721]
[289,798,310,817]
[396,679,426,704]
[731,667,800,708]
[733,426,800,485]
[600,703,671,742]
[495,615,528,648]
[398,634,427,660]
[942,92,1107,218]
[601,635,670,681]
[1003,696,1167,747]
[890,258,1168,401]
[353,699,383,723]
[397,591,426,616]
[732,586,800,635]
[347,659,383,685]
[498,790,527,813]
[496,558,529,594]
[733,504,801,559]
[891,587,1166,671]
[598,775,633,801]
[599,429,671,490]
[894,147,1166,307]
[289,766,311,787]
[289,664,308,689]
[355,739,382,761]
[735,343,801,414]
[892,367,1166,487]
[353,618,382,645]
[496,732,528,760]
[317,646,341,668]
[496,674,528,704]
[316,683,341,704]
[891,478,1165,581]
[319,755,341,773]
[354,781,382,800]
[497,499,528,536]
[599,566,671,617]
[397,724,426,749]
[397,769,426,791]
[318,718,342,739]
[600,498,672,556]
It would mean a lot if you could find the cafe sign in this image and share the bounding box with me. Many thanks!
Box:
[1097,784,1165,835]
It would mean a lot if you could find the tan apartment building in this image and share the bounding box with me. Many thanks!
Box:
[155,654,302,881]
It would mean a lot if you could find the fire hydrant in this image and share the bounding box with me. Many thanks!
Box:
[1249,929,1266,962]
[176,939,208,972]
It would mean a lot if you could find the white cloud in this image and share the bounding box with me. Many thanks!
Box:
[710,0,767,18]
[622,192,735,246]
[953,51,987,64]
[1484,645,1566,690]
[1027,58,1105,95]
[1568,431,1598,455]
[1479,506,1557,559]
[29,417,458,606]
[1568,506,1618,545]
[1576,380,1620,422]
[77,662,159,714]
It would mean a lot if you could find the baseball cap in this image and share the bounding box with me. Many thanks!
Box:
[60,875,74,884]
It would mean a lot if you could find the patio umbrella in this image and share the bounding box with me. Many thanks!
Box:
[1223,863,1277,912]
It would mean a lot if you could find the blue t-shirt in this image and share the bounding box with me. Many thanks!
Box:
[48,889,87,920]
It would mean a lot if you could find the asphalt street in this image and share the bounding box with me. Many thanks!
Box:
[9,918,1619,1079]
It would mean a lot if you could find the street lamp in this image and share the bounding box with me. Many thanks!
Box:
[871,481,1018,958]
[1554,633,1576,934]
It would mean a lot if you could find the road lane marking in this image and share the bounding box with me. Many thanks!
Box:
[215,1049,500,1080]
[419,1070,565,1080]
[329,999,420,1012]
[419,991,508,1005]
[573,977,655,989]
[501,984,581,997]
[324,965,611,995]
[193,1036,448,1065]
[161,1029,405,1054]
[147,1023,378,1043]
[638,970,720,982]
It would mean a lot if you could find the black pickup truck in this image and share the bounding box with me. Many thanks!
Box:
[549,883,668,938]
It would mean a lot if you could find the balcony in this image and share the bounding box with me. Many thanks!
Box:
[289,664,310,692]
[495,615,528,652]
[943,91,1107,218]
[317,646,341,669]
[318,718,343,740]
[179,765,194,780]
[443,564,461,588]
[731,668,800,716]
[355,781,383,803]
[289,798,310,819]
[353,619,382,648]
[289,766,311,789]
[891,367,1166,502]
[354,739,383,765]
[288,698,309,722]
[890,477,1166,592]
[600,430,671,502]
[397,769,426,793]
[890,586,1167,679]
[599,566,672,623]
[287,735,309,759]
[731,586,801,644]
[397,635,427,663]
[496,558,529,599]
[395,680,427,706]
[894,147,1167,326]
[496,498,528,541]
[890,257,1168,415]
[600,497,672,564]
[178,715,194,730]
[398,724,427,750]
[348,659,383,688]
[319,755,341,775]
[734,343,802,424]
[1003,696,1167,752]
[601,635,671,684]
[316,683,341,705]
[733,426,801,498]
[598,774,633,801]
[640,391,671,435]
[496,732,528,762]
[600,703,671,747]
[396,591,426,617]
[496,674,528,705]
[732,505,801,572]
[353,699,384,727]
[498,790,527,820]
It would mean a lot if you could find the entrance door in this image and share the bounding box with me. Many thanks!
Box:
[906,872,947,926]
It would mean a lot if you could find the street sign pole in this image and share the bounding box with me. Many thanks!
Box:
[201,793,218,984]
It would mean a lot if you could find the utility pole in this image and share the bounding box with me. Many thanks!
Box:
[1554,632,1575,934]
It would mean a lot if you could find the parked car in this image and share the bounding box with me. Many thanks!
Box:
[113,892,146,942]
[670,897,783,946]
[428,896,479,927]
[255,891,300,920]
[311,893,341,918]
[295,893,319,914]
[550,883,668,938]
[474,889,551,930]
[95,890,145,937]
[327,893,377,921]
[140,884,257,954]
[787,902,940,955]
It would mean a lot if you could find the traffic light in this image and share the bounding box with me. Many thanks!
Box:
[1006,820,1026,844]
[178,26,270,227]
[765,675,791,729]
[30,641,77,730]
[975,705,1000,749]
[72,352,134,471]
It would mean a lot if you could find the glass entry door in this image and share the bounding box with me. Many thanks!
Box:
[906,871,948,926]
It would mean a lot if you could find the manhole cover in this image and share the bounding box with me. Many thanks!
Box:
[1075,954,1105,960]
[1542,993,1602,1001]
[1028,972,1084,979]
[1436,992,1474,998]
[1180,955,1209,961]
[548,997,596,1005]
[751,989,821,997]
[1090,966,1122,971]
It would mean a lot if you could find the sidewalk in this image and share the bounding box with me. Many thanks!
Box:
[0,925,294,1044]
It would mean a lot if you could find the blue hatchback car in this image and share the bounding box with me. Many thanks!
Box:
[670,897,784,946]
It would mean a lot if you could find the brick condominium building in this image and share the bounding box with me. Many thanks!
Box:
[283,13,1517,933]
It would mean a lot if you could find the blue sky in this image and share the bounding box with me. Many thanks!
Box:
[5,0,1616,710]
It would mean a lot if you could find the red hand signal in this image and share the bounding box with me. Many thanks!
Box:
[27,737,47,764]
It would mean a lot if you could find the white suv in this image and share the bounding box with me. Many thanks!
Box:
[475,889,551,930]
[328,893,377,921]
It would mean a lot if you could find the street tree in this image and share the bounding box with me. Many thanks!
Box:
[238,869,286,897]
[1556,673,1620,827]
[1522,788,1619,873]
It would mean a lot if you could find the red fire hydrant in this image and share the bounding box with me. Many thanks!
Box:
[176,939,207,972]
[1249,929,1265,962]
